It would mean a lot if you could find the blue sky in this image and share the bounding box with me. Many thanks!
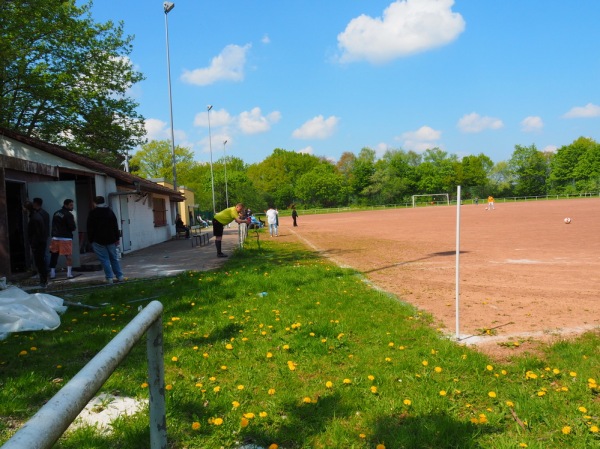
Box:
[87,0,600,165]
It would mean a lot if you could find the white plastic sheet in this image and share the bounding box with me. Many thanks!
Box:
[0,286,67,340]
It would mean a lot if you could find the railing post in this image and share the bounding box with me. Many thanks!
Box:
[147,316,167,449]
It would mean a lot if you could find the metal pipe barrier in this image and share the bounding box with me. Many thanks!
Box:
[2,300,166,449]
[238,222,248,249]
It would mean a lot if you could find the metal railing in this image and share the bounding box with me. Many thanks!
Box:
[2,300,166,449]
[238,222,248,249]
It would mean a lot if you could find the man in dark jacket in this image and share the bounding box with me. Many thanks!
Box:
[49,198,77,279]
[24,201,49,288]
[87,196,124,284]
[32,197,50,269]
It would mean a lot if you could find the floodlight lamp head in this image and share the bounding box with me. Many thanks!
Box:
[207,105,213,111]
[163,2,175,13]
[224,140,228,145]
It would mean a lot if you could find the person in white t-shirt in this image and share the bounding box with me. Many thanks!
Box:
[266,206,279,237]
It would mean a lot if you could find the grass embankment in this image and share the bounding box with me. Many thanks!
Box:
[0,236,599,448]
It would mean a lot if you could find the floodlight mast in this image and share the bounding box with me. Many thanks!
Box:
[223,140,229,208]
[163,2,177,191]
[207,105,216,214]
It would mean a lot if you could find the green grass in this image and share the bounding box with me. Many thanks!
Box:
[1,236,599,448]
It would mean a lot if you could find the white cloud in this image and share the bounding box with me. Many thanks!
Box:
[238,107,281,134]
[261,34,271,44]
[521,116,543,132]
[542,145,558,153]
[562,103,600,118]
[297,146,314,155]
[457,113,503,133]
[398,126,441,152]
[337,0,465,64]
[181,44,251,86]
[194,108,233,128]
[144,118,186,142]
[292,115,340,139]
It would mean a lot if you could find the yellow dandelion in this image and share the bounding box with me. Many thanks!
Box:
[213,386,221,393]
[478,414,488,424]
[232,401,240,408]
[195,382,203,388]
[553,368,560,374]
[266,352,273,358]
[225,344,233,350]
[325,381,333,388]
[243,412,255,419]
[209,376,216,381]
[192,422,201,430]
[213,417,223,426]
[141,382,149,388]
[283,344,290,350]
[259,411,268,418]
[18,350,27,356]
[486,365,494,371]
[303,397,312,403]
[268,444,278,449]
[506,400,514,407]
[237,385,245,390]
[368,375,375,381]
[569,371,577,377]
[578,406,587,413]
[388,342,394,347]
[488,391,497,398]
[422,360,429,366]
[343,378,352,384]
[192,346,198,350]
[519,443,528,447]
[561,426,571,435]
[241,417,249,427]
[203,353,209,358]
[359,433,366,438]
[376,444,386,449]
[221,365,227,370]
[434,367,443,373]
[439,390,447,396]
[165,384,173,391]
[268,388,276,395]
[287,361,296,371]
[537,391,546,397]
[590,425,599,433]
[403,399,412,406]
[370,386,378,394]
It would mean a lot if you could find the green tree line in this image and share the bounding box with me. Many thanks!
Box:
[130,137,600,212]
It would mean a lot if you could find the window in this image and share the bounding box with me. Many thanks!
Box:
[153,197,167,227]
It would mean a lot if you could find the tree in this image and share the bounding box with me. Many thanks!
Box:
[509,144,549,196]
[549,137,598,193]
[295,165,349,208]
[416,148,458,194]
[457,154,493,198]
[247,149,322,207]
[350,147,376,204]
[129,140,195,185]
[0,0,146,167]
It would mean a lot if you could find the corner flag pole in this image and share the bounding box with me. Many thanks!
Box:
[455,185,461,340]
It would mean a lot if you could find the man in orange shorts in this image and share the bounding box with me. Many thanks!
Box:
[49,198,77,279]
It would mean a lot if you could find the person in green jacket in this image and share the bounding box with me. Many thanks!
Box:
[212,203,248,257]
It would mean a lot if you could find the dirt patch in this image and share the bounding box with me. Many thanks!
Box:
[281,199,600,359]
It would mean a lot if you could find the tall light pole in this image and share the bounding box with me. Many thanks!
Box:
[207,105,216,214]
[223,140,229,208]
[163,2,177,191]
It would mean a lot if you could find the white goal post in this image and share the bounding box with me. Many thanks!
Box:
[411,193,450,208]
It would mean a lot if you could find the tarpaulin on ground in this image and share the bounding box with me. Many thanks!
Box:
[0,286,67,340]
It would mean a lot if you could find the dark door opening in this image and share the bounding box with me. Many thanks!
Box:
[6,181,28,273]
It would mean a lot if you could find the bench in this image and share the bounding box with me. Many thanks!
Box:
[191,225,211,247]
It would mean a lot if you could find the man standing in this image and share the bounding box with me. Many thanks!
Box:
[49,198,77,279]
[291,205,298,227]
[87,196,124,284]
[266,205,279,237]
[24,201,48,288]
[212,203,249,257]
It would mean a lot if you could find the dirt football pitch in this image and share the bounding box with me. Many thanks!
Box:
[282,198,600,357]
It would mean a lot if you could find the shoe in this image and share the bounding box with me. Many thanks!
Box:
[117,277,125,282]
[106,278,114,284]
[50,275,56,280]
[39,283,47,289]
[67,274,74,279]
[217,253,228,258]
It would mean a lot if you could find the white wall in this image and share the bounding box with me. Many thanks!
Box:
[123,193,175,252]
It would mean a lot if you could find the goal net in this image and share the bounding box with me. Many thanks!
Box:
[411,193,450,208]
